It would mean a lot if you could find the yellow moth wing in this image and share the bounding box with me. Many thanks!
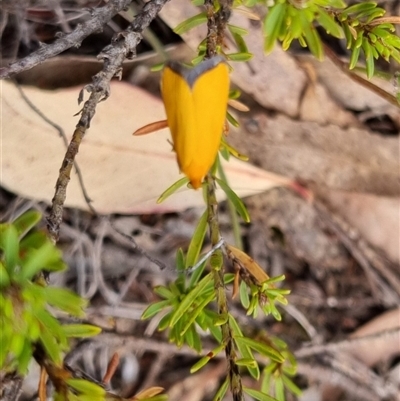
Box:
[189,62,229,183]
[160,67,197,170]
[160,59,230,189]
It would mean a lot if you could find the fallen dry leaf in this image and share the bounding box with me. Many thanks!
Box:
[230,113,399,263]
[298,61,357,127]
[349,307,400,367]
[321,189,400,264]
[1,80,289,214]
[231,112,399,196]
[299,54,400,117]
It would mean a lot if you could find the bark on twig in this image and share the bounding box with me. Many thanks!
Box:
[46,0,170,242]
[0,0,134,79]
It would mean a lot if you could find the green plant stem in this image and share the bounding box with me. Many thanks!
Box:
[206,173,243,401]
[204,0,241,397]
[217,161,243,249]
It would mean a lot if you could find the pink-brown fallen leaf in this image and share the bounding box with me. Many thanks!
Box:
[349,307,400,367]
[2,80,290,214]
[321,189,400,264]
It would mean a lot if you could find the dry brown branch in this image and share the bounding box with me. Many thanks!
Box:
[46,0,170,243]
[314,199,400,306]
[295,327,400,359]
[0,0,134,79]
[323,44,400,108]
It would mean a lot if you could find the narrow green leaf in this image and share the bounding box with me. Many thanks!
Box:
[325,0,346,8]
[1,225,19,273]
[192,53,206,65]
[185,210,208,269]
[390,48,400,64]
[176,248,185,273]
[303,22,323,60]
[169,273,213,327]
[150,62,165,72]
[187,324,202,352]
[43,287,87,317]
[154,286,175,300]
[286,5,302,39]
[220,144,230,161]
[227,24,248,36]
[39,328,62,364]
[74,395,103,401]
[17,340,33,374]
[226,52,253,62]
[264,2,286,53]
[261,369,273,394]
[20,242,65,280]
[203,310,223,342]
[215,177,250,223]
[349,46,361,69]
[174,12,207,35]
[0,262,10,287]
[235,336,285,363]
[236,358,258,368]
[35,308,66,344]
[67,379,106,396]
[188,260,207,289]
[341,2,377,18]
[282,374,302,396]
[12,211,42,238]
[0,324,11,367]
[239,280,250,308]
[213,378,229,401]
[141,300,171,320]
[385,33,400,48]
[226,111,240,128]
[185,324,196,349]
[371,27,391,39]
[191,354,211,373]
[62,324,101,338]
[191,343,225,373]
[362,37,375,78]
[360,7,385,23]
[229,89,241,100]
[282,33,294,51]
[342,23,354,48]
[232,32,249,53]
[157,311,173,331]
[220,140,248,161]
[180,290,215,336]
[229,315,260,379]
[157,177,190,204]
[275,375,285,401]
[317,9,343,38]
[243,387,277,401]
[10,333,25,359]
[355,30,364,48]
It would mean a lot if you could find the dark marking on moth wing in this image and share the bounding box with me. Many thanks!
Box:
[166,56,226,89]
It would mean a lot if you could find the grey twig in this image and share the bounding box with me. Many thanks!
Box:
[314,199,400,306]
[46,0,170,243]
[0,0,134,79]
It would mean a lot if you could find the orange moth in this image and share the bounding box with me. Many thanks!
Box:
[161,56,230,189]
